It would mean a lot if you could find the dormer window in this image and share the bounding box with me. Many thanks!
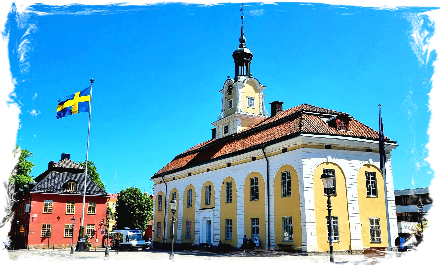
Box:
[336,119,347,131]
[64,181,77,192]
[327,115,350,131]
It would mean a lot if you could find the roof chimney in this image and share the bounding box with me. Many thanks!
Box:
[270,101,284,117]
[61,153,70,160]
[211,128,217,139]
[48,161,56,170]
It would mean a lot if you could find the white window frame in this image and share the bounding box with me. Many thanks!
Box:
[205,185,211,206]
[66,201,75,214]
[281,171,291,197]
[86,224,95,238]
[87,201,96,214]
[186,220,192,239]
[247,97,255,108]
[64,224,73,238]
[366,172,378,197]
[187,189,193,208]
[250,177,259,201]
[282,216,293,242]
[41,224,51,238]
[226,182,232,203]
[43,200,53,213]
[225,219,233,240]
[251,218,260,240]
[369,218,381,243]
[326,216,339,242]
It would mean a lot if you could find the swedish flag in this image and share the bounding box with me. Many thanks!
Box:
[56,86,91,119]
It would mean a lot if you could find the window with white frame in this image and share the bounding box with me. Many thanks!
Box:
[282,216,293,241]
[225,219,233,240]
[366,172,378,197]
[326,216,339,242]
[247,97,255,108]
[41,224,51,237]
[187,189,193,208]
[205,185,212,205]
[66,201,75,214]
[157,222,161,238]
[86,224,95,238]
[281,171,291,197]
[158,195,163,211]
[226,181,232,203]
[43,200,53,213]
[251,218,260,240]
[250,177,259,201]
[186,220,192,239]
[64,224,73,237]
[87,201,96,214]
[227,99,233,110]
[369,218,381,243]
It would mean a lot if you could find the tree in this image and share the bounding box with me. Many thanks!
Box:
[78,160,105,191]
[115,187,153,231]
[0,145,34,215]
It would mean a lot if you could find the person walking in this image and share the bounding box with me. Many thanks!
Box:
[414,231,425,264]
[394,233,411,264]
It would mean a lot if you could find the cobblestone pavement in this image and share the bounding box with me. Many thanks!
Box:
[2,248,405,264]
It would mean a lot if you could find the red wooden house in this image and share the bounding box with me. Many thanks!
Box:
[11,153,109,249]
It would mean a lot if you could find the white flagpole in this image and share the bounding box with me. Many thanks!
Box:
[81,78,93,243]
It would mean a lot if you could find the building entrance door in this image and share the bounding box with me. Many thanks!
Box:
[206,220,211,244]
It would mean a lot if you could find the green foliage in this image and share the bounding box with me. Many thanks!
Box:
[414,220,440,242]
[0,145,34,215]
[78,160,105,191]
[115,187,153,231]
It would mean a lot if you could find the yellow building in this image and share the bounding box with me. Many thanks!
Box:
[151,17,398,254]
[107,193,117,232]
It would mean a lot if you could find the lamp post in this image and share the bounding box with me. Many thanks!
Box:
[105,209,110,257]
[70,216,75,254]
[417,200,424,233]
[169,199,177,260]
[321,169,335,263]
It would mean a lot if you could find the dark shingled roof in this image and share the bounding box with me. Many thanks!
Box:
[32,172,107,195]
[152,103,395,178]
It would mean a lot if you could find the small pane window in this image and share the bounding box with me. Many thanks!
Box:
[225,219,233,240]
[369,218,381,243]
[187,189,193,208]
[205,185,211,206]
[281,171,291,197]
[66,181,77,192]
[158,195,163,211]
[251,218,260,240]
[66,201,75,214]
[41,224,51,237]
[43,200,53,213]
[226,182,232,203]
[250,177,259,201]
[87,202,96,214]
[326,216,339,242]
[86,224,95,238]
[64,224,73,237]
[186,220,192,239]
[366,172,378,197]
[157,222,162,238]
[247,97,255,108]
[282,216,293,241]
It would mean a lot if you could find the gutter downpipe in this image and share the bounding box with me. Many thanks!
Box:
[262,144,270,249]
[161,176,168,244]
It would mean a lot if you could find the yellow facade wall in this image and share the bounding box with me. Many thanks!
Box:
[220,177,238,247]
[168,188,179,241]
[154,191,165,242]
[273,165,302,250]
[357,164,389,248]
[200,181,215,209]
[241,82,260,115]
[244,172,266,248]
[181,185,196,244]
[313,162,351,251]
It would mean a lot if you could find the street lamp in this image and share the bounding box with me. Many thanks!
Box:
[70,216,75,254]
[169,199,177,260]
[417,200,424,233]
[105,209,111,257]
[321,169,335,263]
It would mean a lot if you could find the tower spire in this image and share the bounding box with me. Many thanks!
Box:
[233,3,252,79]
[239,3,246,47]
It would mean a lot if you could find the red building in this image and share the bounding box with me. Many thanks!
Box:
[11,153,109,249]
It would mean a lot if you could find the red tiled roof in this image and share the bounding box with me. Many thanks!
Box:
[153,103,390,178]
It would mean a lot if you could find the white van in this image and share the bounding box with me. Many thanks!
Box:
[110,229,147,250]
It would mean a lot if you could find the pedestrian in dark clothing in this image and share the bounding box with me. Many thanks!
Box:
[394,233,411,264]
[414,231,425,264]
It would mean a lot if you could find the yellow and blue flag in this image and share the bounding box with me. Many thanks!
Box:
[56,86,91,119]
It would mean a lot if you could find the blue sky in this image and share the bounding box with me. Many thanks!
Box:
[3,2,439,195]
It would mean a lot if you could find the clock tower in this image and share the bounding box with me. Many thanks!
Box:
[212,10,268,139]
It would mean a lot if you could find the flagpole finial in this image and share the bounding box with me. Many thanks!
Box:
[90,78,94,84]
[378,104,381,107]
